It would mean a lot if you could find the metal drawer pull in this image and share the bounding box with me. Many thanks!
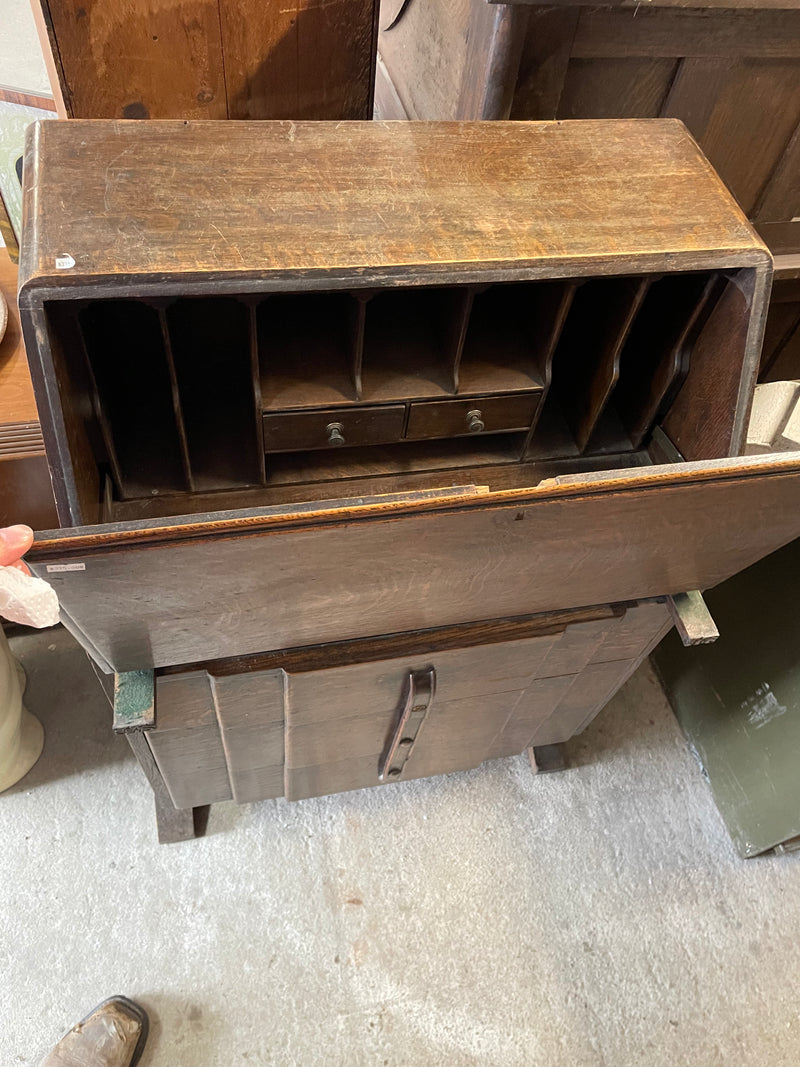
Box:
[326,421,345,446]
[378,666,436,782]
[466,409,485,434]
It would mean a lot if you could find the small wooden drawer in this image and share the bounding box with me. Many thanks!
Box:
[263,404,405,452]
[405,393,541,440]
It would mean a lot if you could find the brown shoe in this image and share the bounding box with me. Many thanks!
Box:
[40,997,148,1067]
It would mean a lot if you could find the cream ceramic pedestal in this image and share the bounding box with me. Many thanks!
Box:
[0,628,43,792]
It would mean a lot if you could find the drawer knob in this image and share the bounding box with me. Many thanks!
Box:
[326,422,345,447]
[466,409,485,434]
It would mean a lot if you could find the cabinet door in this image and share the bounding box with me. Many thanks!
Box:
[27,452,800,673]
[283,633,563,801]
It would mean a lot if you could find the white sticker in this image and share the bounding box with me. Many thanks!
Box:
[46,562,86,573]
[55,253,76,270]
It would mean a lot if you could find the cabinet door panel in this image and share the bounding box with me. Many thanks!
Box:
[147,672,232,809]
[29,454,800,672]
[209,670,286,804]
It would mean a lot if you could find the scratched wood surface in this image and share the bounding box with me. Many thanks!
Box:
[380,5,800,256]
[18,119,767,298]
[27,452,800,672]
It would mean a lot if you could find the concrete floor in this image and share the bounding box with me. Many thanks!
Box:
[2,626,800,1066]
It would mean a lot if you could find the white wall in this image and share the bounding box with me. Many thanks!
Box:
[0,0,51,96]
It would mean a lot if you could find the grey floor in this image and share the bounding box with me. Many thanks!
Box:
[2,626,800,1066]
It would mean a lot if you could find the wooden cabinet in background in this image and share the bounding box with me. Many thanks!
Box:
[375,0,800,376]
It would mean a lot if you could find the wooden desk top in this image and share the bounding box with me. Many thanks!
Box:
[0,247,39,424]
[19,118,768,298]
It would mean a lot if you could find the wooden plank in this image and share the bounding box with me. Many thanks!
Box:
[667,590,720,645]
[558,57,679,120]
[209,669,285,804]
[162,604,619,678]
[571,9,800,60]
[147,672,232,808]
[510,7,579,119]
[219,0,378,120]
[529,659,637,746]
[18,120,768,298]
[754,120,800,224]
[662,272,765,460]
[27,452,800,672]
[0,249,42,423]
[40,0,229,119]
[29,0,69,117]
[490,674,578,758]
[589,600,672,663]
[665,59,800,216]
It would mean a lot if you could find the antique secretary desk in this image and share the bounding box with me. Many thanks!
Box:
[18,118,800,841]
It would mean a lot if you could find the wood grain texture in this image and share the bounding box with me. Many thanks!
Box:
[147,671,232,808]
[18,119,768,300]
[219,0,377,119]
[40,0,229,119]
[572,8,800,59]
[209,669,285,804]
[27,453,800,672]
[663,273,762,459]
[664,57,800,217]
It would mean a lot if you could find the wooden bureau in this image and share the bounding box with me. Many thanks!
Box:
[18,118,800,840]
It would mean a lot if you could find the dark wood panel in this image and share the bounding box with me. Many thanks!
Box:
[664,59,800,216]
[209,670,285,804]
[511,7,580,119]
[166,603,620,678]
[663,275,758,460]
[558,57,678,119]
[489,674,577,758]
[28,454,800,671]
[219,0,377,119]
[147,672,232,808]
[572,8,800,59]
[755,120,800,225]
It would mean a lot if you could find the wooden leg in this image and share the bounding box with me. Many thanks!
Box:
[527,743,568,775]
[126,730,204,844]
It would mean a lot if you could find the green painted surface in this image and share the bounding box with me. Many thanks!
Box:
[654,538,800,858]
[113,670,155,732]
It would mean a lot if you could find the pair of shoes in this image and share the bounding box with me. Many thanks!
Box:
[40,997,148,1067]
